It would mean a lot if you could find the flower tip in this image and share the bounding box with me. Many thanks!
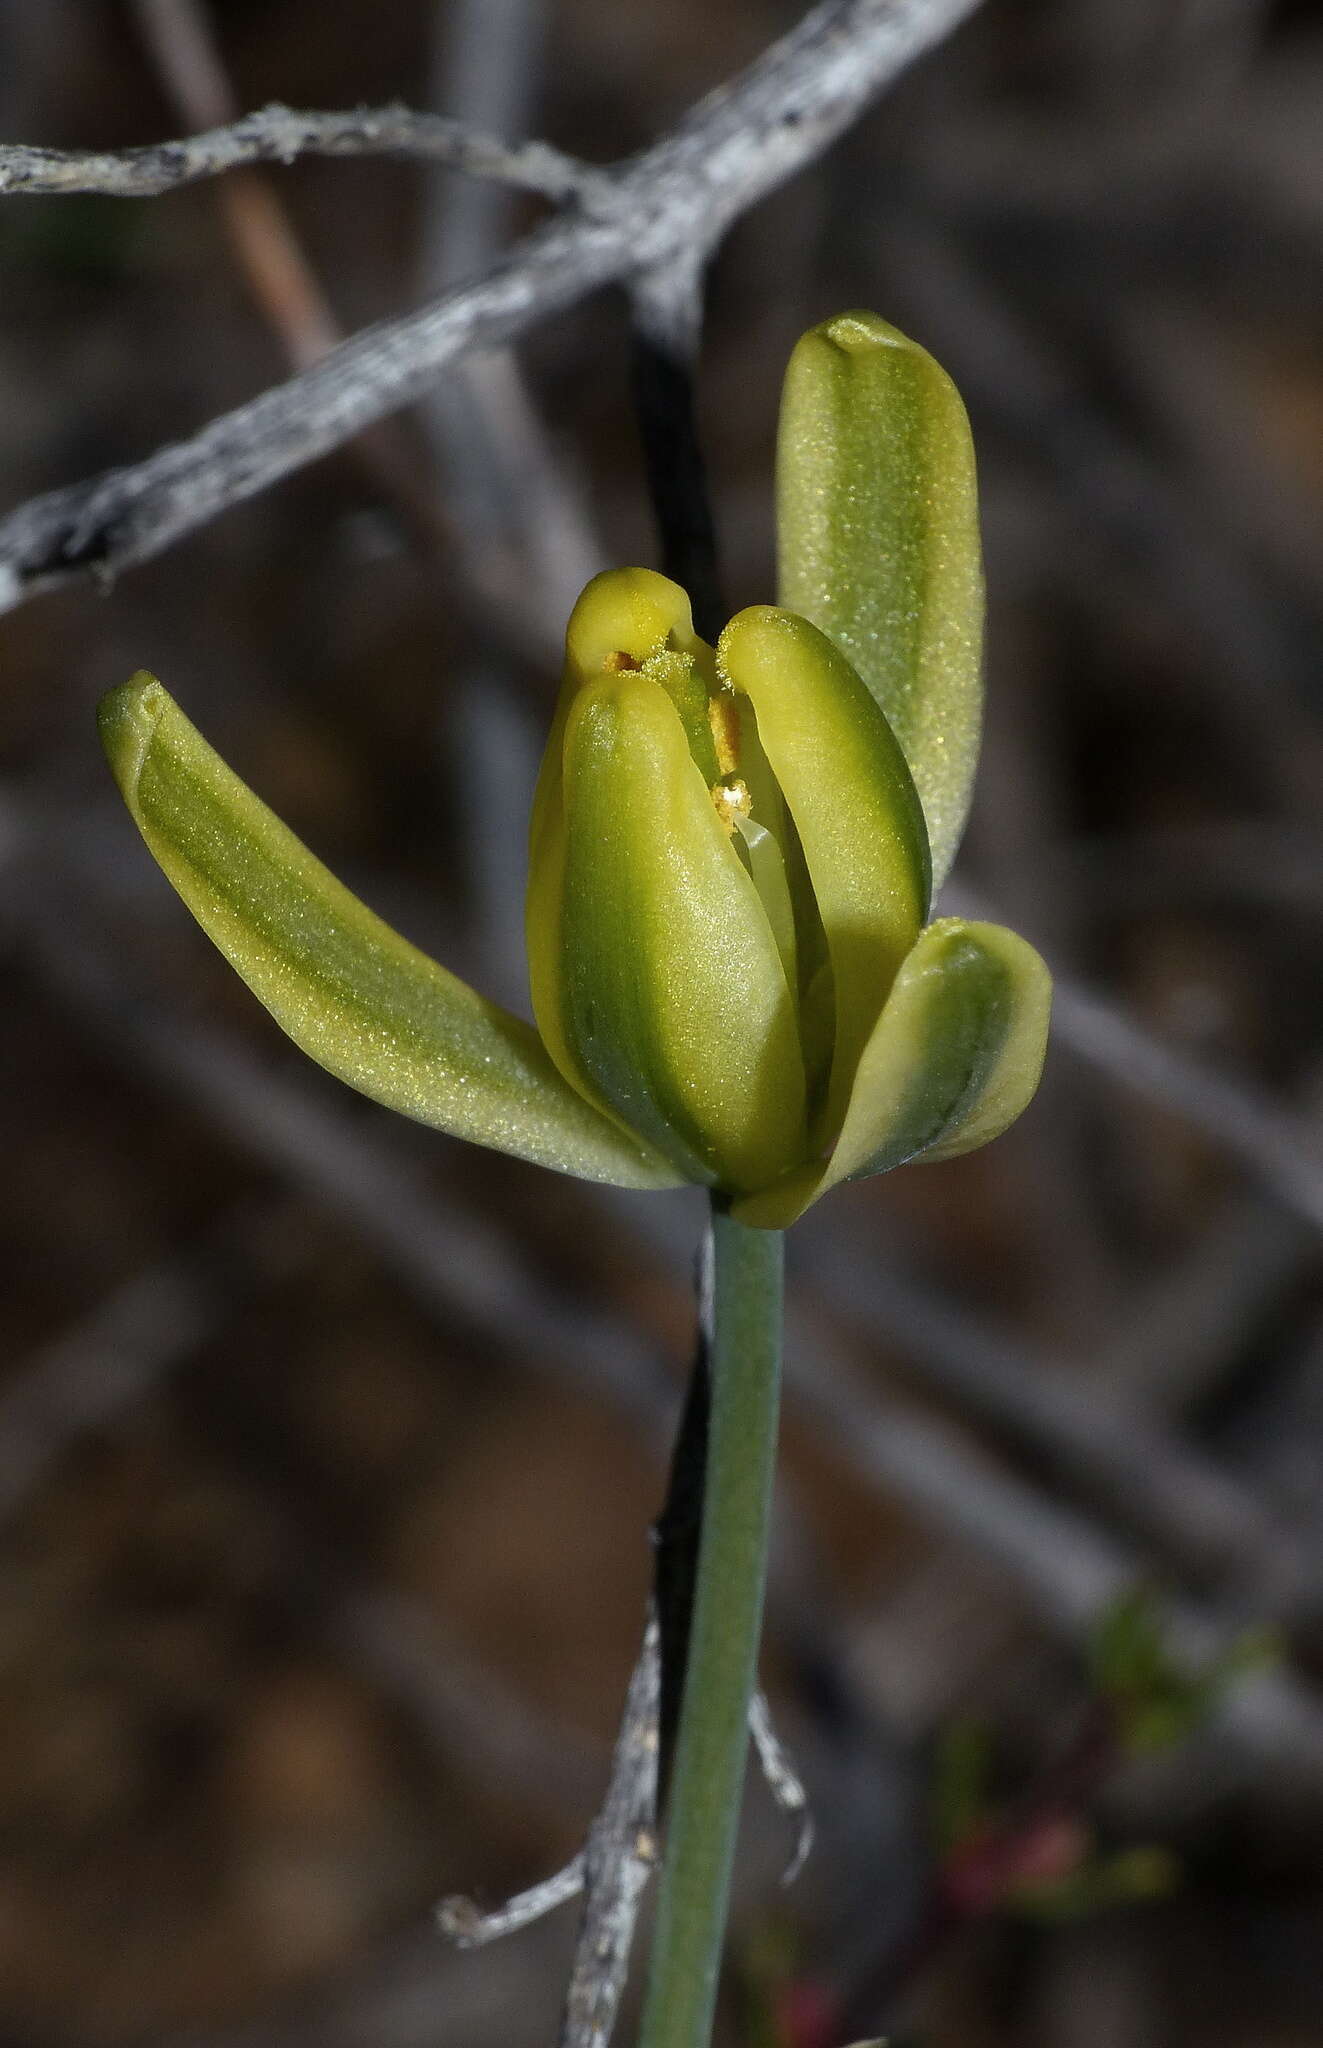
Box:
[97,670,169,804]
[717,603,818,674]
[814,308,911,356]
[565,566,698,676]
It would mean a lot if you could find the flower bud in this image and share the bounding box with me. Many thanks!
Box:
[526,569,1049,1225]
[527,570,810,1195]
[99,312,1051,1227]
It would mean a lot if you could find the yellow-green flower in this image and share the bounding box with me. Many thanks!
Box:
[99,312,1050,1228]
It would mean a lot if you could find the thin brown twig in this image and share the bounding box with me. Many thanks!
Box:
[132,0,340,369]
[128,0,508,615]
[417,0,602,658]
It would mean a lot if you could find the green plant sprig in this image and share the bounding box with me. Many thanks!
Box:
[99,310,1053,2048]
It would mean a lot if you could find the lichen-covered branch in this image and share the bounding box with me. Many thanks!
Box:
[0,0,983,615]
[0,100,596,202]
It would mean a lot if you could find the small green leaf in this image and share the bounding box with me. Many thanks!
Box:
[99,673,682,1190]
[1089,1588,1281,1755]
[732,918,1050,1227]
[1014,1844,1180,1922]
[1089,1590,1167,1703]
[532,663,807,1193]
[718,606,930,1147]
[932,1715,993,1858]
[777,310,983,890]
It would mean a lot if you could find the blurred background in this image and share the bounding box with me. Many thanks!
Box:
[2,1,1323,2043]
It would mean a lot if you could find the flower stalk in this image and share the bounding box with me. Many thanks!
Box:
[639,1205,784,2048]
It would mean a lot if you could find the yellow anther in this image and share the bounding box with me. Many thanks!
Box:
[707,690,741,779]
[710,776,752,834]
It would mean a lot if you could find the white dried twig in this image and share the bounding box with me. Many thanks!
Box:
[749,1690,815,1884]
[557,1611,663,2048]
[0,0,984,614]
[438,1857,587,1950]
[0,100,594,202]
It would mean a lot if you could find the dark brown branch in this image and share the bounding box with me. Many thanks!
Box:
[629,260,725,640]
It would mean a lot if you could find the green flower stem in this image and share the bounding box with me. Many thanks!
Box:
[639,1204,784,2048]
